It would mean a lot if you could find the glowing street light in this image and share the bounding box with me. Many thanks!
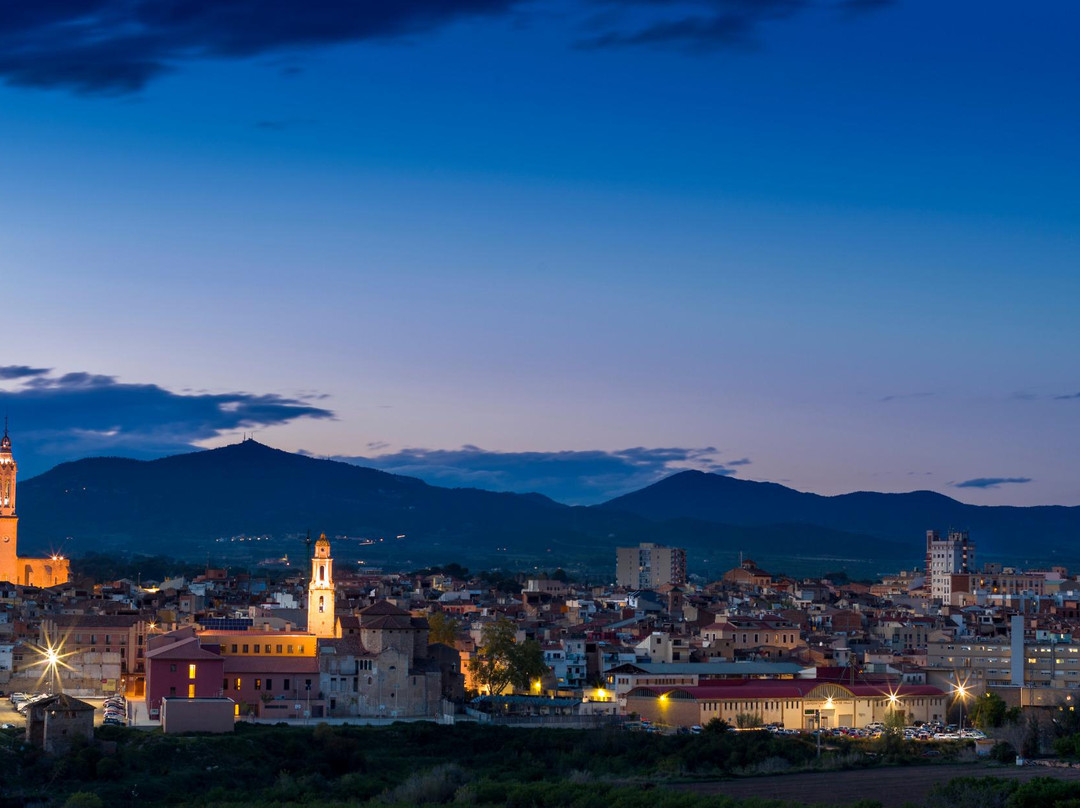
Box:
[29,634,74,695]
[953,682,970,731]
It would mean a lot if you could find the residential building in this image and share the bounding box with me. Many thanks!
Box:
[925,530,974,602]
[616,544,686,589]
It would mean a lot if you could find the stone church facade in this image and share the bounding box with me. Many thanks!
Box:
[0,429,70,588]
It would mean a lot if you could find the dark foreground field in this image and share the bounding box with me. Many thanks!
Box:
[674,763,1080,807]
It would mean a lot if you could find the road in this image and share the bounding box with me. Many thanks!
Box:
[671,763,1080,807]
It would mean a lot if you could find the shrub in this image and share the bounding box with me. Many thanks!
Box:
[378,763,467,805]
[63,794,104,808]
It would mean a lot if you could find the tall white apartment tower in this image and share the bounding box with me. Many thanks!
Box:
[925,529,974,602]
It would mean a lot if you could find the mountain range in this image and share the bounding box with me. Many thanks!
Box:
[14,440,1079,569]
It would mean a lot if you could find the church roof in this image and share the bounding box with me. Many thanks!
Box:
[358,600,409,617]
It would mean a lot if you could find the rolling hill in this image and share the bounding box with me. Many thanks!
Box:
[601,470,1080,558]
[15,441,902,567]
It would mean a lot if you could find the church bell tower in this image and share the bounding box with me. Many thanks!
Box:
[0,425,20,579]
[307,534,337,638]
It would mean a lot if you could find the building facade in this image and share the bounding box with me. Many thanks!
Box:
[626,679,947,729]
[925,530,973,602]
[0,429,70,588]
[616,543,687,589]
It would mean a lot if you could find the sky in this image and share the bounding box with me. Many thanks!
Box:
[1,0,1078,506]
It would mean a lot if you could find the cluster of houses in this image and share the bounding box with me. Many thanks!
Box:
[3,533,1080,739]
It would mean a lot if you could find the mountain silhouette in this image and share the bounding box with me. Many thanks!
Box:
[602,470,1080,558]
[16,441,901,565]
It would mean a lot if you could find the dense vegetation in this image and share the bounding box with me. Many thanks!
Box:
[2,721,1077,808]
[0,722,870,807]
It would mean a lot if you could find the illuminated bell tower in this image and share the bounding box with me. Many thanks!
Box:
[307,534,337,638]
[0,425,19,580]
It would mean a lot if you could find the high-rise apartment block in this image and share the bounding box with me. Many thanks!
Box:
[925,529,973,601]
[616,543,686,589]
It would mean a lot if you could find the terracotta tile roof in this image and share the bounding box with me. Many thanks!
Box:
[628,679,945,701]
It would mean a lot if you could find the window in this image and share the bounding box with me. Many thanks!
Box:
[276,645,283,654]
[266,679,273,691]
[188,664,196,679]
[234,678,241,691]
[255,679,262,691]
[188,684,195,698]
[299,645,305,654]
[169,686,176,696]
[287,645,294,654]
[265,645,271,653]
[254,645,260,654]
[231,645,238,654]
[283,679,291,691]
[242,644,249,654]
[305,679,312,690]
[170,664,177,673]
[223,678,228,691]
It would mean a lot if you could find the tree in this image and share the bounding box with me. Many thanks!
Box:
[428,611,460,646]
[881,709,907,756]
[970,692,1008,729]
[735,713,763,728]
[470,617,548,696]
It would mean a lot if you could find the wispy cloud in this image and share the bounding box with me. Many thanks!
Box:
[579,0,896,51]
[0,367,333,475]
[322,445,749,503]
[953,477,1032,490]
[0,0,896,94]
[0,365,51,380]
[879,392,935,403]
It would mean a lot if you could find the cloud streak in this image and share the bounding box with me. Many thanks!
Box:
[578,0,895,51]
[0,0,525,94]
[1,367,333,475]
[0,365,51,380]
[953,477,1033,490]
[325,444,749,503]
[0,0,896,94]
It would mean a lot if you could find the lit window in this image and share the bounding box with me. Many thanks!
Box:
[188,684,195,698]
[188,664,196,679]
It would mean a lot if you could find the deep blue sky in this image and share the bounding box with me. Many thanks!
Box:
[2,0,1078,505]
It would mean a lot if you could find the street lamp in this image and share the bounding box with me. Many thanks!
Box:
[31,639,72,695]
[953,683,969,731]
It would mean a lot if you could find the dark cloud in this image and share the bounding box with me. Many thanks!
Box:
[578,0,895,51]
[1054,393,1080,400]
[953,477,1033,490]
[327,445,747,503]
[0,365,51,380]
[0,0,525,94]
[0,368,333,476]
[0,0,896,94]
